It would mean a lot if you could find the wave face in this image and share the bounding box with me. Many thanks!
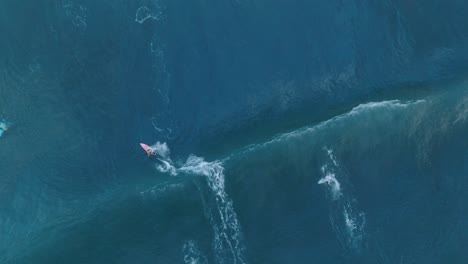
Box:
[1,0,468,263]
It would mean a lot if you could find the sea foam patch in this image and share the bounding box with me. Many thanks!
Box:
[0,120,9,137]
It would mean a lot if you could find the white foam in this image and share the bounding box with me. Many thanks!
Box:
[325,148,338,166]
[149,141,171,159]
[135,6,162,24]
[318,149,366,253]
[179,156,246,264]
[0,121,9,137]
[183,240,208,264]
[318,171,341,200]
[156,159,177,176]
[348,99,425,115]
[151,145,246,263]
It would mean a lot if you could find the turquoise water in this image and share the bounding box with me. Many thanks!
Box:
[1,1,468,263]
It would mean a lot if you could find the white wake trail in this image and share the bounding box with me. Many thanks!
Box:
[183,240,208,264]
[318,148,367,254]
[150,145,246,264]
[179,156,246,264]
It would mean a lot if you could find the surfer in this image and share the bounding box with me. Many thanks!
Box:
[145,148,157,156]
[140,143,159,157]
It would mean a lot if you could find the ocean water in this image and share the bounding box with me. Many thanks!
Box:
[0,0,467,263]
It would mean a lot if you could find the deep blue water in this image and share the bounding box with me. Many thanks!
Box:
[1,0,468,263]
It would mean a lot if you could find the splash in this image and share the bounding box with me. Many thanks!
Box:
[318,169,341,200]
[318,149,366,254]
[149,141,171,159]
[182,240,208,264]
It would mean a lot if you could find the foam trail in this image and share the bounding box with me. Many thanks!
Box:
[153,145,246,264]
[183,240,208,264]
[318,149,366,253]
[180,156,246,264]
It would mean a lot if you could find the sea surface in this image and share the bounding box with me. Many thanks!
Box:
[0,1,467,263]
